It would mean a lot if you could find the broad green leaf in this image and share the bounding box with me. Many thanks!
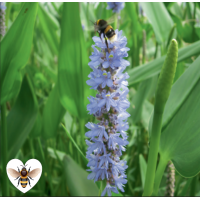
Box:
[160,79,200,177]
[58,3,94,119]
[42,83,66,139]
[171,15,193,43]
[37,3,59,55]
[162,56,200,130]
[139,154,147,189]
[168,2,183,19]
[6,75,38,160]
[128,40,200,86]
[156,56,200,177]
[0,3,38,105]
[140,2,175,43]
[126,2,142,34]
[126,2,142,67]
[173,62,186,83]
[63,155,99,196]
[29,112,42,138]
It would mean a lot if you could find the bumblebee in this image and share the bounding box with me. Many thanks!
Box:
[7,165,41,188]
[94,19,116,49]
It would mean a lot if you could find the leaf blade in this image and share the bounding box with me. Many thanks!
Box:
[0,2,38,104]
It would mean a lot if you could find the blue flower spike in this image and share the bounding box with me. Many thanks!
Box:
[107,2,125,13]
[85,29,130,196]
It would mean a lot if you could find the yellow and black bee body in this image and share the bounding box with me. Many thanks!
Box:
[7,165,41,188]
[94,19,116,49]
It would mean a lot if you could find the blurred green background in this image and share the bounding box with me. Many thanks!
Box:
[0,2,200,197]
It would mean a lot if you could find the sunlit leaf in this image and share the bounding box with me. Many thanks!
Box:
[63,155,99,196]
[6,75,38,160]
[37,3,59,55]
[140,2,175,43]
[58,2,94,119]
[0,3,38,105]
[139,154,147,189]
[42,83,66,139]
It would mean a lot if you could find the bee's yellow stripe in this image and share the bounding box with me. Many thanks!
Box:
[96,19,101,25]
[104,25,113,34]
[20,181,28,183]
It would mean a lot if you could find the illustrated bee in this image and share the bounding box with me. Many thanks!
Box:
[7,165,41,188]
[93,19,117,49]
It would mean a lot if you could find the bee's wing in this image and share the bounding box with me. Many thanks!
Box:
[7,168,20,178]
[106,15,116,25]
[28,168,41,178]
[84,24,96,31]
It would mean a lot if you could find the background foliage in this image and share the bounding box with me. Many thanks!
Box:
[1,2,200,196]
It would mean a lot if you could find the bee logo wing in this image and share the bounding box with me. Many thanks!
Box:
[28,168,41,178]
[7,168,20,178]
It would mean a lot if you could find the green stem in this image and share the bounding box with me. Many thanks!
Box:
[132,32,137,67]
[190,176,197,196]
[142,30,146,64]
[152,156,168,196]
[143,112,163,196]
[29,138,35,158]
[61,124,87,164]
[38,138,45,160]
[1,104,9,196]
[80,118,85,149]
[114,14,118,30]
[154,42,158,59]
[37,138,54,196]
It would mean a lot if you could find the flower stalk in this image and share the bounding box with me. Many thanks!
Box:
[85,30,130,196]
[143,39,178,196]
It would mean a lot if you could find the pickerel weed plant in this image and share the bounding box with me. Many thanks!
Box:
[85,30,130,196]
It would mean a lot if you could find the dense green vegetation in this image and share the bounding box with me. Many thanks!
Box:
[1,2,200,197]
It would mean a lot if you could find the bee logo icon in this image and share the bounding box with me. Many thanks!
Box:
[7,165,41,188]
[7,159,42,193]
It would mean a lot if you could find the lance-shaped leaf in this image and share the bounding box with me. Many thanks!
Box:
[42,83,66,139]
[63,155,99,196]
[58,2,94,119]
[0,3,38,105]
[128,40,200,86]
[37,3,59,55]
[47,148,99,196]
[6,75,38,160]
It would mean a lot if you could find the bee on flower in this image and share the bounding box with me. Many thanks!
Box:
[85,29,130,196]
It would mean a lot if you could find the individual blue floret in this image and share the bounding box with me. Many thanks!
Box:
[107,2,125,13]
